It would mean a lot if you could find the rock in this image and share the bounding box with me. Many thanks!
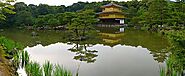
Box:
[26,26,34,30]
[36,41,41,44]
[96,30,100,32]
[31,31,38,36]
[54,26,64,30]
[17,27,24,29]
[0,29,4,32]
[5,55,13,59]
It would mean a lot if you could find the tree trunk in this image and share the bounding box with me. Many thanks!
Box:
[82,24,86,37]
[75,25,79,37]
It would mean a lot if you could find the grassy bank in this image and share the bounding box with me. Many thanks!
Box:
[160,30,185,76]
[0,37,23,76]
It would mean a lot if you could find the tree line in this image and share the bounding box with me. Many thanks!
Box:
[0,0,184,30]
[0,1,111,28]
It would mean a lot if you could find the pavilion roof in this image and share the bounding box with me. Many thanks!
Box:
[101,2,123,8]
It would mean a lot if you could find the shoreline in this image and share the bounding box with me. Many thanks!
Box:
[0,46,18,76]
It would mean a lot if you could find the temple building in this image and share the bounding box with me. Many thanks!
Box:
[97,2,126,27]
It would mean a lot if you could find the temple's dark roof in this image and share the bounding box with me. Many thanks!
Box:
[101,2,123,8]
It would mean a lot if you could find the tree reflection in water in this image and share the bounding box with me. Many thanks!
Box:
[150,49,169,63]
[68,41,98,76]
[68,42,98,63]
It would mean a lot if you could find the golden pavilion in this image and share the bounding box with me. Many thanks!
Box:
[97,2,125,27]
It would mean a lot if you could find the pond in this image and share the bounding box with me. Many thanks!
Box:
[0,28,169,76]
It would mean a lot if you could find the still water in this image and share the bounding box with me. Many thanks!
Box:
[0,28,169,76]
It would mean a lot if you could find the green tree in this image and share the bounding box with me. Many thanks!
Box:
[57,5,65,13]
[144,0,169,29]
[14,10,33,26]
[28,4,39,17]
[14,2,27,12]
[0,0,15,20]
[48,18,60,27]
[37,4,49,15]
[63,12,76,25]
[77,10,97,36]
[68,10,97,39]
[126,6,138,26]
[56,13,66,25]
[34,16,46,27]
[65,2,86,12]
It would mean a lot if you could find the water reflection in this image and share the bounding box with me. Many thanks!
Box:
[25,43,162,76]
[0,28,170,63]
[99,32,123,47]
[68,42,98,63]
[150,49,169,63]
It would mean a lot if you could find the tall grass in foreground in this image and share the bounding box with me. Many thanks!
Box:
[43,61,53,76]
[25,62,43,76]
[21,51,29,68]
[160,67,165,76]
[53,64,72,76]
[160,67,181,76]
[20,51,72,76]
[160,57,184,76]
[13,50,21,70]
[25,61,72,76]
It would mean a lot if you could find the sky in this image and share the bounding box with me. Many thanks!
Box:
[15,0,132,6]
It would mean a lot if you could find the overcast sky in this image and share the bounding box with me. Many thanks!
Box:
[15,0,132,6]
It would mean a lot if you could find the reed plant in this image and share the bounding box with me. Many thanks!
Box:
[53,64,72,76]
[13,50,21,70]
[43,61,53,76]
[160,67,166,76]
[160,56,184,76]
[21,51,29,68]
[25,61,72,76]
[24,51,29,67]
[21,51,25,68]
[20,50,72,76]
[25,62,43,76]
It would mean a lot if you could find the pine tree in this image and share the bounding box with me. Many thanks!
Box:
[145,0,169,29]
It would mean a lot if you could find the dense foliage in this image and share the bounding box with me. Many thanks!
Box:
[161,30,185,76]
[0,0,184,31]
[0,1,106,28]
[0,36,23,75]
[125,0,185,31]
[0,0,15,21]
